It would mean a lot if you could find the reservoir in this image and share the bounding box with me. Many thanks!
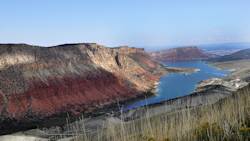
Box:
[125,61,229,110]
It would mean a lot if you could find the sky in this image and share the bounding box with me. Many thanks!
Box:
[0,0,250,49]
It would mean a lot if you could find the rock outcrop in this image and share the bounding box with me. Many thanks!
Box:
[150,46,212,61]
[195,78,248,92]
[0,43,166,134]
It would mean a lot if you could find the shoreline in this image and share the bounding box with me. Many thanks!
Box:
[121,66,200,111]
[119,60,249,120]
[209,59,250,81]
[165,66,198,74]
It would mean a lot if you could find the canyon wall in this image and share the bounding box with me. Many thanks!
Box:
[0,43,166,134]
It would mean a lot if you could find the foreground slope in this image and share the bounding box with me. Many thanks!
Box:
[88,84,250,141]
[0,43,166,134]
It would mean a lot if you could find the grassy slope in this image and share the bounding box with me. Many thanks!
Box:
[73,84,250,141]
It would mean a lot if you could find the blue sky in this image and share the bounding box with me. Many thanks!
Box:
[0,0,250,49]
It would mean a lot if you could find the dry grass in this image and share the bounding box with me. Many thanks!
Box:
[66,86,250,141]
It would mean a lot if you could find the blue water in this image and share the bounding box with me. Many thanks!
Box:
[125,61,229,110]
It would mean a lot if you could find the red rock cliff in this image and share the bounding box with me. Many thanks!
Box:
[0,43,166,134]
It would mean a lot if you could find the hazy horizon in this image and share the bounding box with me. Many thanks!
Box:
[0,0,250,50]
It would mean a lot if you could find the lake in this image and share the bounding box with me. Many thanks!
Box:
[124,61,229,110]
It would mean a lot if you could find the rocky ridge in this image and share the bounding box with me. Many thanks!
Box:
[0,43,166,134]
[196,78,248,92]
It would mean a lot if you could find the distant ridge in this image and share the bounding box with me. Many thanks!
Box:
[199,42,250,56]
[150,46,213,61]
[210,48,250,62]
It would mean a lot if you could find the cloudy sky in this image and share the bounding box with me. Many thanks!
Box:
[0,0,249,49]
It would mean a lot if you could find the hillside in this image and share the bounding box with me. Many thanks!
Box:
[210,48,250,62]
[102,84,250,141]
[0,43,167,134]
[150,46,212,61]
[79,83,250,141]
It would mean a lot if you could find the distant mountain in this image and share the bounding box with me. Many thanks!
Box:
[200,42,250,56]
[210,48,250,62]
[150,46,213,61]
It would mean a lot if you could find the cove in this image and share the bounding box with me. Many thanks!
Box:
[124,61,229,110]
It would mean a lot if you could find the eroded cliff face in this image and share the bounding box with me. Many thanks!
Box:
[0,43,166,134]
